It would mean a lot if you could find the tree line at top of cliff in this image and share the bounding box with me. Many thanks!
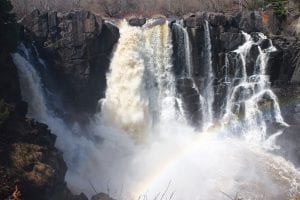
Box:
[8,0,300,19]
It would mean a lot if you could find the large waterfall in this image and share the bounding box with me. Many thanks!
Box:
[101,20,179,140]
[12,19,300,200]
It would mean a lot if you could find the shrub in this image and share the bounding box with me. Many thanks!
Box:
[265,0,287,18]
[0,99,10,125]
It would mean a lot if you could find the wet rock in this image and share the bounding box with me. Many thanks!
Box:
[260,39,271,50]
[236,11,266,33]
[128,17,146,26]
[176,78,203,127]
[220,32,244,51]
[91,192,115,200]
[276,125,300,166]
[269,35,300,84]
[184,12,229,28]
[246,44,260,76]
[73,193,89,200]
[273,85,300,125]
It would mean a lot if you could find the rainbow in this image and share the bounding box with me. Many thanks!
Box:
[131,123,223,199]
[128,93,296,199]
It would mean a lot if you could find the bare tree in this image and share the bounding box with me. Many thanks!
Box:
[11,0,271,18]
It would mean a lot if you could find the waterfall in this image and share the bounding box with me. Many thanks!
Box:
[178,21,193,77]
[12,22,300,200]
[221,32,288,144]
[172,22,203,127]
[12,44,49,122]
[202,20,215,127]
[101,20,179,140]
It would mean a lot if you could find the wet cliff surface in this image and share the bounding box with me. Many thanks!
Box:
[1,8,300,199]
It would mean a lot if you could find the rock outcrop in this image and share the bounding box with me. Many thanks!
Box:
[181,10,300,166]
[128,17,146,26]
[0,51,78,199]
[21,10,119,116]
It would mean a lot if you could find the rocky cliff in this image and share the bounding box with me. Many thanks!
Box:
[5,9,300,198]
[179,10,300,165]
[0,50,90,199]
[21,10,119,117]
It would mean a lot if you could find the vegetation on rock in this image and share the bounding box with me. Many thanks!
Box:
[266,0,287,18]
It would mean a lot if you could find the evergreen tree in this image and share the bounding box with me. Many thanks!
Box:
[265,0,287,19]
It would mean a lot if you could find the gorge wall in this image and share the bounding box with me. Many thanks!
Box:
[19,9,300,122]
[0,48,88,200]
[19,9,300,164]
[21,10,119,117]
[2,8,300,199]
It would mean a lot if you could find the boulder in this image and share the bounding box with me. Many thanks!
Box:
[276,125,300,166]
[91,192,115,200]
[128,17,146,26]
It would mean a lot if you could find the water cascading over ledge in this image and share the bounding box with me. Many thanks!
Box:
[101,20,179,141]
[12,17,300,200]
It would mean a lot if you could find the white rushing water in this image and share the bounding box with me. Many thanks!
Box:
[202,20,215,127]
[12,20,300,200]
[101,20,179,141]
[221,32,288,145]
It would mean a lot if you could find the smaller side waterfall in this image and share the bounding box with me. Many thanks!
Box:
[220,32,288,144]
[181,23,193,77]
[172,22,204,127]
[202,21,215,127]
[12,44,48,122]
[172,21,215,129]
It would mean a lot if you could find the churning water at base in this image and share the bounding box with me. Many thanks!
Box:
[12,20,300,200]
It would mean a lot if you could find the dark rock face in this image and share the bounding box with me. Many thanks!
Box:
[273,85,300,166]
[269,35,300,85]
[128,17,146,26]
[184,12,228,28]
[21,10,119,115]
[220,32,244,51]
[236,11,266,33]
